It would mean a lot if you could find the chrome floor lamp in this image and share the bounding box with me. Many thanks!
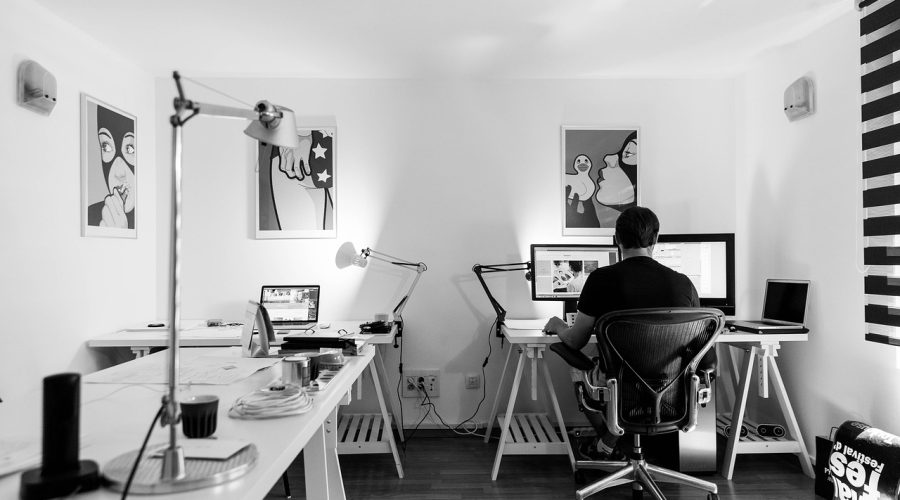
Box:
[102,72,301,494]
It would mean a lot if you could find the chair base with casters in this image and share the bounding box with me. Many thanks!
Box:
[574,433,718,500]
[550,307,724,500]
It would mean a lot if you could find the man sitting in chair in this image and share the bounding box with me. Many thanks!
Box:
[542,206,705,459]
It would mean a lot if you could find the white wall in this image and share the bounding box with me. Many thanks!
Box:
[735,10,900,441]
[156,77,736,425]
[0,0,158,402]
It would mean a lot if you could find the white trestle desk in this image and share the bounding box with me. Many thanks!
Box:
[0,345,375,500]
[87,321,404,479]
[488,320,813,481]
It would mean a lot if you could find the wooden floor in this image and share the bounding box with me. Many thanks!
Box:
[265,433,819,499]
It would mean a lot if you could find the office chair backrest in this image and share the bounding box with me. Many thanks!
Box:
[595,307,723,435]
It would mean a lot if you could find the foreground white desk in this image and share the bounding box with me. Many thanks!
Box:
[87,321,405,478]
[0,345,374,500]
[488,320,811,480]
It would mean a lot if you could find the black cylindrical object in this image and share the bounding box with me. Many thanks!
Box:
[20,372,99,500]
[41,373,80,475]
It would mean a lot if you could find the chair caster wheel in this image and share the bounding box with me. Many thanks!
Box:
[708,494,719,500]
[573,470,586,484]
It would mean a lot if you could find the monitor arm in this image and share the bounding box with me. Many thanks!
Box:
[472,262,532,337]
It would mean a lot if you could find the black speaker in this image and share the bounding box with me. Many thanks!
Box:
[20,373,99,499]
[756,423,785,438]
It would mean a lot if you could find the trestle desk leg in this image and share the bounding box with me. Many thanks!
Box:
[374,346,404,443]
[484,345,515,443]
[766,354,814,477]
[540,352,576,471]
[368,359,404,478]
[305,406,346,500]
[722,345,757,480]
[491,349,527,480]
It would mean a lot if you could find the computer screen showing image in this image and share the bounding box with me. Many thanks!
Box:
[530,244,620,301]
[654,233,735,315]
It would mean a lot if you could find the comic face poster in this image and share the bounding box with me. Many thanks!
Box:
[561,127,639,237]
[256,127,336,239]
[81,94,137,238]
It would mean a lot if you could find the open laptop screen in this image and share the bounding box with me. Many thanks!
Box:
[260,285,319,323]
[762,280,809,324]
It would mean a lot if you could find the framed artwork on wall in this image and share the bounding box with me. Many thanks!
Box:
[561,126,639,237]
[81,94,137,238]
[256,127,336,239]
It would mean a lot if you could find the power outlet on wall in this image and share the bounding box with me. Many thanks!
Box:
[402,370,439,398]
[465,373,481,389]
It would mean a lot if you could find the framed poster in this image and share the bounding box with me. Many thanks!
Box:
[81,94,137,238]
[561,126,639,237]
[256,127,336,239]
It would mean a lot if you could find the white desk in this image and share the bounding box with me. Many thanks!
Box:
[87,321,405,478]
[0,345,373,500]
[489,321,810,480]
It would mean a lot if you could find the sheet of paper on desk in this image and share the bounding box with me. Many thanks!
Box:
[84,355,280,385]
[0,438,39,477]
[504,319,546,330]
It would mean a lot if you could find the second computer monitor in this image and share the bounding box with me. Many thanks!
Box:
[654,233,735,315]
[531,244,620,313]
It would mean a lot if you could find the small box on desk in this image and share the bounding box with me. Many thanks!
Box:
[278,337,364,357]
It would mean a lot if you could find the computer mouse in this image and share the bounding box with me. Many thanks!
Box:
[317,323,331,329]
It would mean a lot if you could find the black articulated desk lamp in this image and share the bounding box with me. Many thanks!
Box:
[102,72,301,495]
[472,261,532,337]
[337,242,427,346]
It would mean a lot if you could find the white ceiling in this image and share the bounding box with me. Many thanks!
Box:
[34,0,851,79]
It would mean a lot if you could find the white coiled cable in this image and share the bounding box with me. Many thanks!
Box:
[228,383,314,419]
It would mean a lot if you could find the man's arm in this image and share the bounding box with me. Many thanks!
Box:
[543,311,596,350]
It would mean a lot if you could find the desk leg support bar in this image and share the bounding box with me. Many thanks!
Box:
[491,349,527,481]
[305,407,346,500]
[484,345,515,443]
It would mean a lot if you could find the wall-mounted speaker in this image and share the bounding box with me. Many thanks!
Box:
[17,60,57,115]
[784,76,815,121]
[19,373,99,499]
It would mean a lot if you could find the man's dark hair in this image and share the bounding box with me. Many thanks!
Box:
[569,261,583,274]
[615,206,660,249]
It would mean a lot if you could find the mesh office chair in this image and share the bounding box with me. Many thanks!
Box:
[550,307,723,500]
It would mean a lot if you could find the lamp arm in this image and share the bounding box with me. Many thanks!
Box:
[171,71,282,125]
[472,262,531,336]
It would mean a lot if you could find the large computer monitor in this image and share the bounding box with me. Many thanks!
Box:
[531,243,620,316]
[654,233,735,316]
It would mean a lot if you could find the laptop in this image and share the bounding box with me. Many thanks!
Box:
[727,279,810,334]
[259,285,320,331]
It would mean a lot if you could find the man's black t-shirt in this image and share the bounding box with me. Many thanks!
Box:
[577,256,699,318]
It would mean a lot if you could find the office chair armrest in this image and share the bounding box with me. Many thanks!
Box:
[548,342,594,371]
[697,369,713,406]
[681,374,704,433]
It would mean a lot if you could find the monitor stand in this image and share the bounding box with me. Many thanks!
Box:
[563,299,578,327]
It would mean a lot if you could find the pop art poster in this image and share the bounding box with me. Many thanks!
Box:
[561,127,638,237]
[256,127,336,239]
[81,94,137,238]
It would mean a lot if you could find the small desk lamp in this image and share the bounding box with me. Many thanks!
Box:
[337,242,427,344]
[102,72,300,495]
[472,262,532,337]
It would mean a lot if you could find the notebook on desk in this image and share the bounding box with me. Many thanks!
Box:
[260,285,320,331]
[727,279,810,334]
